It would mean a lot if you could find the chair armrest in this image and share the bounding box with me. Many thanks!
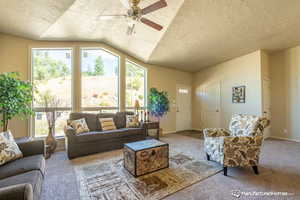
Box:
[16,139,45,157]
[0,184,33,200]
[223,136,263,167]
[203,128,231,137]
[64,125,77,137]
[224,135,263,146]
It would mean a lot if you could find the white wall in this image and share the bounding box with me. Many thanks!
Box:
[192,51,263,130]
[0,33,192,138]
[270,46,300,141]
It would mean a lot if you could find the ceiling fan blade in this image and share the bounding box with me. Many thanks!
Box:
[119,0,130,9]
[98,15,127,20]
[140,18,163,31]
[141,0,167,15]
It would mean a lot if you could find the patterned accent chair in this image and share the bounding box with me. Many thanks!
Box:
[203,114,270,176]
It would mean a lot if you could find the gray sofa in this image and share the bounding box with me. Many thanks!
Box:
[65,112,146,159]
[0,139,45,200]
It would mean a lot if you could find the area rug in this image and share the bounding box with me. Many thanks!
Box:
[74,152,222,200]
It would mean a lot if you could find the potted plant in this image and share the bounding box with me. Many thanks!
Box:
[0,72,34,132]
[37,91,60,157]
[148,88,170,135]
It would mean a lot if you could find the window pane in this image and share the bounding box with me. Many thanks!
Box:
[34,112,48,137]
[34,111,70,137]
[126,61,146,107]
[32,49,72,107]
[81,49,119,108]
[32,48,72,138]
[55,111,71,137]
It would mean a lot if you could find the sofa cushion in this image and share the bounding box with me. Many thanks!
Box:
[76,128,144,143]
[69,113,99,131]
[69,118,90,134]
[99,118,117,131]
[0,170,43,200]
[0,155,45,180]
[0,132,23,166]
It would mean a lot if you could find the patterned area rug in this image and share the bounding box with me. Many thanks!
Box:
[74,152,222,200]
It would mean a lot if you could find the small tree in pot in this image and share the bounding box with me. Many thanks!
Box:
[0,72,34,132]
[148,87,170,128]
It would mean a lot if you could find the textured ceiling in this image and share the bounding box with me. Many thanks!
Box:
[1,0,300,71]
[149,0,300,71]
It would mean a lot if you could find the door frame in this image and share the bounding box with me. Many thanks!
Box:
[176,84,192,132]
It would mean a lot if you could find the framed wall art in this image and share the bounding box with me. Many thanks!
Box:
[232,86,245,103]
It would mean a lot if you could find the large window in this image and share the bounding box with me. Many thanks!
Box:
[126,61,147,108]
[30,47,148,138]
[32,48,73,137]
[81,48,120,112]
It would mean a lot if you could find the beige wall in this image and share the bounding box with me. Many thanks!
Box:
[0,33,192,138]
[270,46,300,141]
[192,51,263,130]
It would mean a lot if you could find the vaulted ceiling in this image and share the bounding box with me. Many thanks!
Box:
[1,0,300,72]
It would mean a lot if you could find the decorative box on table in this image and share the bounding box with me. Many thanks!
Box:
[123,139,169,177]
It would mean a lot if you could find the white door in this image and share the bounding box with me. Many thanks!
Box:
[201,82,221,128]
[262,79,271,138]
[176,85,192,131]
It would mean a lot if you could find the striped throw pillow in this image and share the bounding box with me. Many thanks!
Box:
[99,118,117,131]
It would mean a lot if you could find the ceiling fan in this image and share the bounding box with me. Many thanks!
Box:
[98,0,168,35]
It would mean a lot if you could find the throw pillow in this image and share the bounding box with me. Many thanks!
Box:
[126,115,140,128]
[69,118,90,134]
[99,118,117,131]
[0,131,23,166]
[0,130,15,141]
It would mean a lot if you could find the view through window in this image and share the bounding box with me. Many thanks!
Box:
[31,48,147,137]
[126,61,147,108]
[32,48,72,137]
[81,48,120,112]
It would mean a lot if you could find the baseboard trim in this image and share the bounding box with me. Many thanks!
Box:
[162,131,177,135]
[163,129,203,135]
[269,136,300,143]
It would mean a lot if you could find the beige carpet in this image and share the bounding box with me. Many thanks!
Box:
[42,133,300,200]
[74,152,222,200]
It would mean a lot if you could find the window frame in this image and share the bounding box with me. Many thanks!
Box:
[125,59,148,110]
[79,47,121,113]
[29,47,75,138]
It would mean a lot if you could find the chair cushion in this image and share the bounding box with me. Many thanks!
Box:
[76,128,144,143]
[229,114,260,136]
[0,155,45,180]
[0,170,43,200]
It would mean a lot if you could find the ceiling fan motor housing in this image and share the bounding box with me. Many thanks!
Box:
[127,6,142,21]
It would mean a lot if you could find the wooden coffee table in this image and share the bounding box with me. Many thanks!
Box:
[123,139,169,177]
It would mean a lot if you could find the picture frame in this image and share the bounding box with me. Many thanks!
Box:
[232,86,246,103]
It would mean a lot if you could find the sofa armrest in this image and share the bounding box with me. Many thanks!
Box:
[17,139,45,157]
[64,125,77,137]
[203,128,231,137]
[0,184,33,200]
